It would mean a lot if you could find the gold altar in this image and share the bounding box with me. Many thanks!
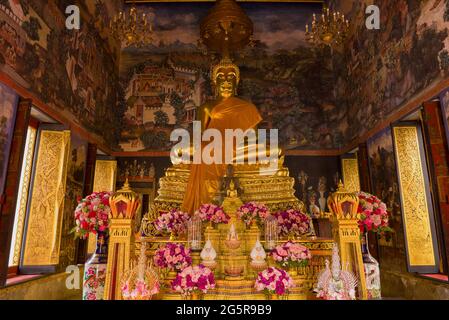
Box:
[104,0,367,300]
[136,236,333,300]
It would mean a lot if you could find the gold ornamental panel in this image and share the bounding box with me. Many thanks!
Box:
[93,160,117,193]
[88,159,118,254]
[393,126,437,267]
[341,157,361,193]
[23,130,71,266]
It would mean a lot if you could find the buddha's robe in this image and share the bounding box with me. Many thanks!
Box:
[181,96,262,214]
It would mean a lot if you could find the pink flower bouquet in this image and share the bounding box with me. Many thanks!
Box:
[72,191,112,239]
[195,203,230,225]
[255,267,294,296]
[357,191,392,235]
[153,243,192,272]
[270,241,312,268]
[274,209,311,238]
[171,265,216,297]
[153,209,190,236]
[236,202,270,228]
[121,279,160,300]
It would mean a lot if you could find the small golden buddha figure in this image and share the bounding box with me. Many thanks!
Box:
[181,58,262,214]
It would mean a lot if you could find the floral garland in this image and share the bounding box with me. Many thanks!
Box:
[195,203,230,225]
[171,264,216,297]
[357,191,392,235]
[121,279,160,300]
[236,202,269,228]
[72,191,112,239]
[270,241,312,268]
[274,209,311,238]
[153,209,190,236]
[255,267,294,296]
[153,243,192,272]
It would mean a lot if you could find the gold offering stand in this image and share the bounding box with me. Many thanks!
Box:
[138,181,334,300]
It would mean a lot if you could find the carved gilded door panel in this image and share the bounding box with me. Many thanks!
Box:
[392,123,440,273]
[20,125,71,273]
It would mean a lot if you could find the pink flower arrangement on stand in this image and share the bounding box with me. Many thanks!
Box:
[121,279,160,300]
[195,203,230,226]
[255,267,294,298]
[236,202,270,228]
[274,209,311,238]
[171,264,216,298]
[153,209,190,237]
[357,191,392,235]
[153,243,192,272]
[72,191,112,239]
[270,241,312,268]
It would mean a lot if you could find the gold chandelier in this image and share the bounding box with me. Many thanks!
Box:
[305,7,349,48]
[110,2,155,48]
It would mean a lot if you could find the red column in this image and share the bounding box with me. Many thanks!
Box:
[358,142,379,259]
[422,101,449,274]
[0,99,31,287]
[76,143,97,265]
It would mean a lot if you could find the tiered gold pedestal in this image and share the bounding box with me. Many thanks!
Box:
[137,237,333,300]
[154,160,305,213]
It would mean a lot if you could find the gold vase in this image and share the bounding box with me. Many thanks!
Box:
[189,291,204,300]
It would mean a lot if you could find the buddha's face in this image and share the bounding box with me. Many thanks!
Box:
[215,67,238,98]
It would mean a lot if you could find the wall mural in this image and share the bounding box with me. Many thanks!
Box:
[367,127,406,272]
[331,0,449,147]
[0,81,18,199]
[0,0,123,148]
[118,3,342,152]
[59,133,87,271]
[284,156,340,217]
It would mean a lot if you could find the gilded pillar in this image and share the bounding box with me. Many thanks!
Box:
[327,182,368,300]
[104,180,140,300]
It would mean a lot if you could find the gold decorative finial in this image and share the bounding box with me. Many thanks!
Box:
[336,180,346,192]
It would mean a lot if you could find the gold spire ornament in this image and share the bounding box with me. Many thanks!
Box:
[104,179,141,300]
[327,181,367,300]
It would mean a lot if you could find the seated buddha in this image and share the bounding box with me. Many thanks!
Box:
[181,58,263,214]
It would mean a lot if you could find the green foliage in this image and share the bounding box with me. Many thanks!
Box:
[140,130,169,149]
[154,110,169,127]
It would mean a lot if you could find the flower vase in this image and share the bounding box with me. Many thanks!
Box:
[189,291,204,300]
[361,232,381,299]
[82,231,108,300]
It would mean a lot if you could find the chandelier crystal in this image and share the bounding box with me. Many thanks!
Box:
[110,3,155,48]
[305,7,349,48]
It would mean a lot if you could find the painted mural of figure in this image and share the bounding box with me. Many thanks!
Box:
[317,176,328,213]
[149,163,155,178]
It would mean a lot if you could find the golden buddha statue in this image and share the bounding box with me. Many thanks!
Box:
[152,0,305,217]
[181,58,262,214]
